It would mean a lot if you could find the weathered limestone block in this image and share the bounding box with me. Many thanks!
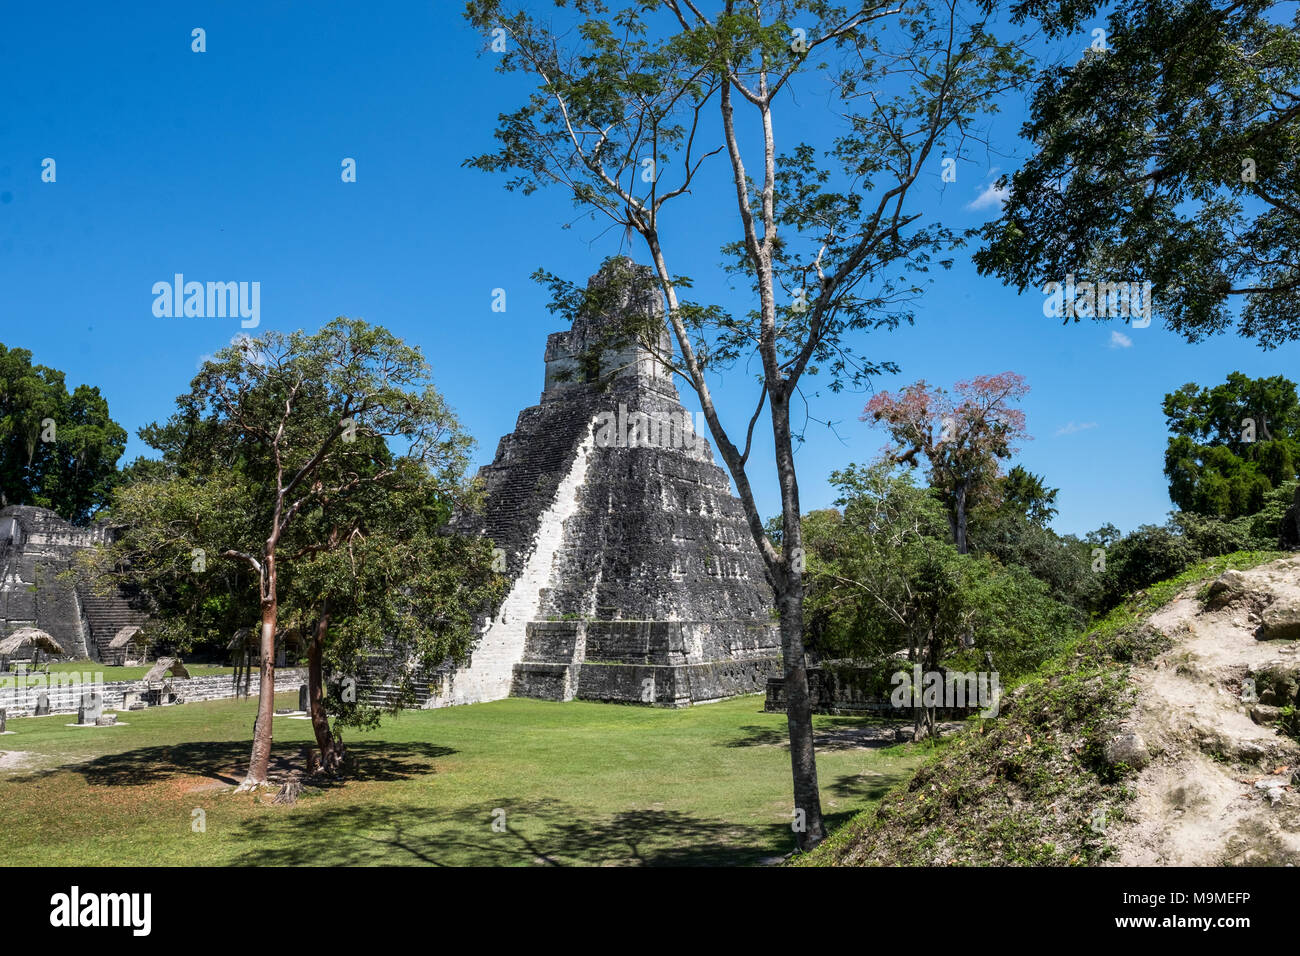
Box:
[1205,570,1254,609]
[1260,595,1300,641]
[1104,731,1151,770]
[1250,704,1283,727]
[1253,662,1300,707]
[78,691,103,725]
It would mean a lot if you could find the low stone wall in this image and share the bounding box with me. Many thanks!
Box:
[765,665,984,718]
[0,667,308,718]
[510,656,784,707]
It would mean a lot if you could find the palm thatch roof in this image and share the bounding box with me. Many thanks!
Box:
[142,657,190,681]
[108,625,145,650]
[228,628,255,650]
[0,628,66,657]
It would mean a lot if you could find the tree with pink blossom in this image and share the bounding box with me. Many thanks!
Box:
[863,373,1031,555]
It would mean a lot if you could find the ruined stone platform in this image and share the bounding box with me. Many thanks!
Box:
[1,505,145,662]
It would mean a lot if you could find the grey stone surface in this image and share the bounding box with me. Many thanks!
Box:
[34,692,49,716]
[94,714,116,726]
[1104,731,1151,770]
[1205,570,1252,609]
[78,691,103,725]
[1260,595,1300,641]
[0,667,308,718]
[0,707,5,732]
[299,684,309,712]
[1,505,146,662]
[1250,703,1283,726]
[1252,663,1299,708]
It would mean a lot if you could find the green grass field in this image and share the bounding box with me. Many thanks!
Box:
[0,693,924,866]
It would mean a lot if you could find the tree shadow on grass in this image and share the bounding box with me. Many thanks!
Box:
[227,798,801,867]
[727,719,910,751]
[8,740,456,788]
[825,767,908,802]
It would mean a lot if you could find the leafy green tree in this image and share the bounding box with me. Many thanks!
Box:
[464,0,1032,849]
[976,0,1300,347]
[1169,510,1274,557]
[1086,522,1122,549]
[0,344,126,522]
[103,320,493,787]
[83,469,263,657]
[1162,372,1300,519]
[1095,522,1201,608]
[964,464,1102,612]
[280,468,503,774]
[968,510,1098,614]
[279,530,501,773]
[804,462,1075,738]
[1247,478,1300,547]
[804,463,968,739]
[999,465,1059,526]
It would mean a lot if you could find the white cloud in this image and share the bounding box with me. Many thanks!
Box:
[1055,421,1098,437]
[966,182,1010,211]
[1109,330,1133,349]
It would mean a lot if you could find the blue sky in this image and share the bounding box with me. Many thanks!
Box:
[1,1,1293,537]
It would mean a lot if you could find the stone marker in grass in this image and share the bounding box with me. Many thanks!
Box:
[78,691,103,726]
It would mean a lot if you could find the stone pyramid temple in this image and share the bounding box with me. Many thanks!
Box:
[419,259,782,707]
[1,505,148,662]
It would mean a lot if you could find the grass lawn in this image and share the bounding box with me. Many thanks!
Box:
[0,692,926,866]
[4,659,234,687]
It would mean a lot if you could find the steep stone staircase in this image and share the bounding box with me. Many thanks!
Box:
[77,588,149,663]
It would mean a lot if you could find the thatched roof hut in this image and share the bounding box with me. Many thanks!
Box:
[108,625,145,650]
[142,657,190,682]
[0,628,66,657]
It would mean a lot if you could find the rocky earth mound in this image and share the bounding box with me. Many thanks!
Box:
[799,554,1300,867]
[1108,558,1300,865]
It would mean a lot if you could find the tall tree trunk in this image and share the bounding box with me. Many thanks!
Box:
[772,389,826,851]
[642,234,825,850]
[241,547,278,789]
[307,601,347,775]
[909,635,924,742]
[954,482,969,554]
[776,578,824,850]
